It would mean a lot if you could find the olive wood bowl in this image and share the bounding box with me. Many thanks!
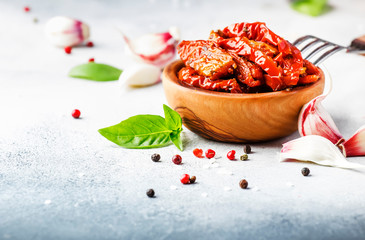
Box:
[162,60,325,142]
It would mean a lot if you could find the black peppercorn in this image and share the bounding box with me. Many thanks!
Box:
[146,189,155,198]
[240,154,248,161]
[243,145,251,154]
[301,167,310,176]
[151,153,160,162]
[190,176,196,184]
[239,179,248,189]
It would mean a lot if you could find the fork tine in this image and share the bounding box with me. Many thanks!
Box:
[313,46,345,65]
[305,42,333,60]
[292,35,315,46]
[300,39,321,52]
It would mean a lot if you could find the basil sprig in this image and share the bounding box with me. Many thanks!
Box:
[98,105,183,150]
[69,62,122,81]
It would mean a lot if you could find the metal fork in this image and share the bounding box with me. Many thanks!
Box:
[292,35,365,66]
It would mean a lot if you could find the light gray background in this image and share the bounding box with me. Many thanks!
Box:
[1,0,365,239]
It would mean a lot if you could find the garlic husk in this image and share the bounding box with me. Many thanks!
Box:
[342,125,365,157]
[123,28,179,68]
[298,95,343,144]
[119,63,161,87]
[45,16,90,47]
[280,135,364,169]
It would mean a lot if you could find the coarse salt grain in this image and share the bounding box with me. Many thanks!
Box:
[223,186,232,191]
[44,199,52,205]
[170,185,178,190]
[201,192,208,197]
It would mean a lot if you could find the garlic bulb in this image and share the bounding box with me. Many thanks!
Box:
[45,16,90,47]
[280,135,364,169]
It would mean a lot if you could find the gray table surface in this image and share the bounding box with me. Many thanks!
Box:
[1,0,365,239]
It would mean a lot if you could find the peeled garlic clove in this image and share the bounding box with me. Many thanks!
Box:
[280,135,364,169]
[342,125,365,157]
[123,28,179,68]
[45,16,90,47]
[298,95,344,145]
[119,63,161,87]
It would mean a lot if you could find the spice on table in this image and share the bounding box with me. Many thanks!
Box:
[227,150,236,160]
[205,149,215,159]
[151,153,160,162]
[86,41,94,47]
[33,18,38,23]
[189,176,196,184]
[64,46,72,54]
[71,109,81,119]
[146,189,155,198]
[88,58,95,62]
[193,148,204,158]
[239,179,248,189]
[240,154,248,161]
[172,154,182,165]
[180,174,190,184]
[243,145,252,154]
[301,167,310,176]
[24,6,30,12]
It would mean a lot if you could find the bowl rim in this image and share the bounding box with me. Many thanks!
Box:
[163,60,326,100]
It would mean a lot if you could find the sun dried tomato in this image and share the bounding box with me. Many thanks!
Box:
[178,22,320,93]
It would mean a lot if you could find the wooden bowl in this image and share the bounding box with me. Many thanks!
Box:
[162,60,325,142]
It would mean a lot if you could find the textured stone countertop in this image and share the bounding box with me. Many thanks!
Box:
[1,0,365,239]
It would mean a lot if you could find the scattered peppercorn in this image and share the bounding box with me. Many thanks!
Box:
[193,148,204,158]
[189,176,196,184]
[227,150,236,160]
[146,189,155,198]
[64,46,72,54]
[243,145,251,154]
[24,6,30,12]
[180,174,190,184]
[239,179,248,189]
[88,58,95,62]
[33,18,38,23]
[86,41,94,47]
[172,154,182,165]
[71,109,81,119]
[151,153,160,162]
[301,167,310,176]
[240,154,248,161]
[205,149,215,159]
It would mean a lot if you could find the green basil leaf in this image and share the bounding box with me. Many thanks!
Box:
[98,115,173,149]
[170,129,183,151]
[69,62,122,81]
[291,0,329,17]
[163,104,182,131]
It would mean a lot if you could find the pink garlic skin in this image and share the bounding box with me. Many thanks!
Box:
[45,16,90,47]
[342,125,365,157]
[298,95,344,145]
[124,29,179,68]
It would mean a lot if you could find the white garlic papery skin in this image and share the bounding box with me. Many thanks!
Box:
[280,135,364,169]
[45,16,90,47]
[298,95,344,145]
[124,28,179,68]
[119,63,161,87]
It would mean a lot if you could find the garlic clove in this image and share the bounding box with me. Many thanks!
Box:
[342,125,365,157]
[45,16,90,47]
[119,63,161,87]
[280,135,364,169]
[123,27,179,68]
[298,94,344,145]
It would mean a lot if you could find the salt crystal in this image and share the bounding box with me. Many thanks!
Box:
[252,186,260,192]
[201,192,208,197]
[44,199,52,205]
[286,182,295,187]
[223,186,232,191]
[211,163,220,168]
[170,185,178,190]
[203,164,210,169]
